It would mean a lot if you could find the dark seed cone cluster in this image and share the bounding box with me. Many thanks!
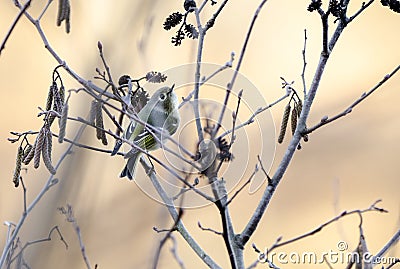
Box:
[163,3,199,47]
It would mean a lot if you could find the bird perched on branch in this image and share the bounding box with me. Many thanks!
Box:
[119,85,180,179]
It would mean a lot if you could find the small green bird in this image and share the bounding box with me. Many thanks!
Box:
[120,85,180,179]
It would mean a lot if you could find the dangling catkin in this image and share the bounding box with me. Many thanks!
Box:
[278,103,291,144]
[296,99,302,118]
[45,85,54,111]
[13,146,24,187]
[89,100,97,124]
[34,128,46,169]
[42,129,56,175]
[95,101,105,140]
[291,105,298,135]
[22,144,33,164]
[95,103,103,139]
[58,102,68,143]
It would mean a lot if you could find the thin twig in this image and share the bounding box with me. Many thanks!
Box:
[101,105,124,133]
[192,7,206,143]
[198,0,209,13]
[207,176,239,268]
[257,155,272,185]
[172,174,199,201]
[170,235,186,269]
[0,0,31,56]
[59,205,94,269]
[198,221,222,235]
[306,64,400,134]
[267,200,387,252]
[301,29,308,97]
[347,0,375,24]
[179,53,234,109]
[97,41,117,94]
[319,9,330,56]
[215,89,243,173]
[217,93,289,140]
[212,0,269,138]
[201,52,234,84]
[226,164,258,206]
[37,0,53,21]
[153,209,183,269]
[153,227,174,233]
[204,0,229,31]
[229,89,243,147]
[9,226,68,265]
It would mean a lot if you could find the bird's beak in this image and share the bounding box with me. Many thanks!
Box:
[168,84,175,94]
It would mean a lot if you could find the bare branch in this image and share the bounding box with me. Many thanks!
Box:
[198,0,209,13]
[179,52,235,109]
[141,158,221,269]
[212,0,269,137]
[37,0,53,21]
[373,228,400,263]
[347,0,375,23]
[59,205,94,269]
[153,209,183,269]
[239,9,372,247]
[301,29,308,96]
[257,155,272,185]
[230,89,243,147]
[306,64,400,134]
[170,235,186,269]
[203,0,229,31]
[0,0,31,56]
[217,93,290,140]
[20,178,27,214]
[226,164,258,206]
[198,221,222,236]
[192,7,206,142]
[97,41,117,94]
[9,226,68,265]
[319,9,329,55]
[267,200,387,252]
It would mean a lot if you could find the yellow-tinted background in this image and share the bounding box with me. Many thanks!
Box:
[0,0,399,268]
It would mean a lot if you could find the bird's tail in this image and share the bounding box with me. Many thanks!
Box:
[119,153,140,180]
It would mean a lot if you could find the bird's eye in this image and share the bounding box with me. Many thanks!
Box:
[159,93,166,100]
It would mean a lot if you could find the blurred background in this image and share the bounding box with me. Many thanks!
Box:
[0,0,399,268]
